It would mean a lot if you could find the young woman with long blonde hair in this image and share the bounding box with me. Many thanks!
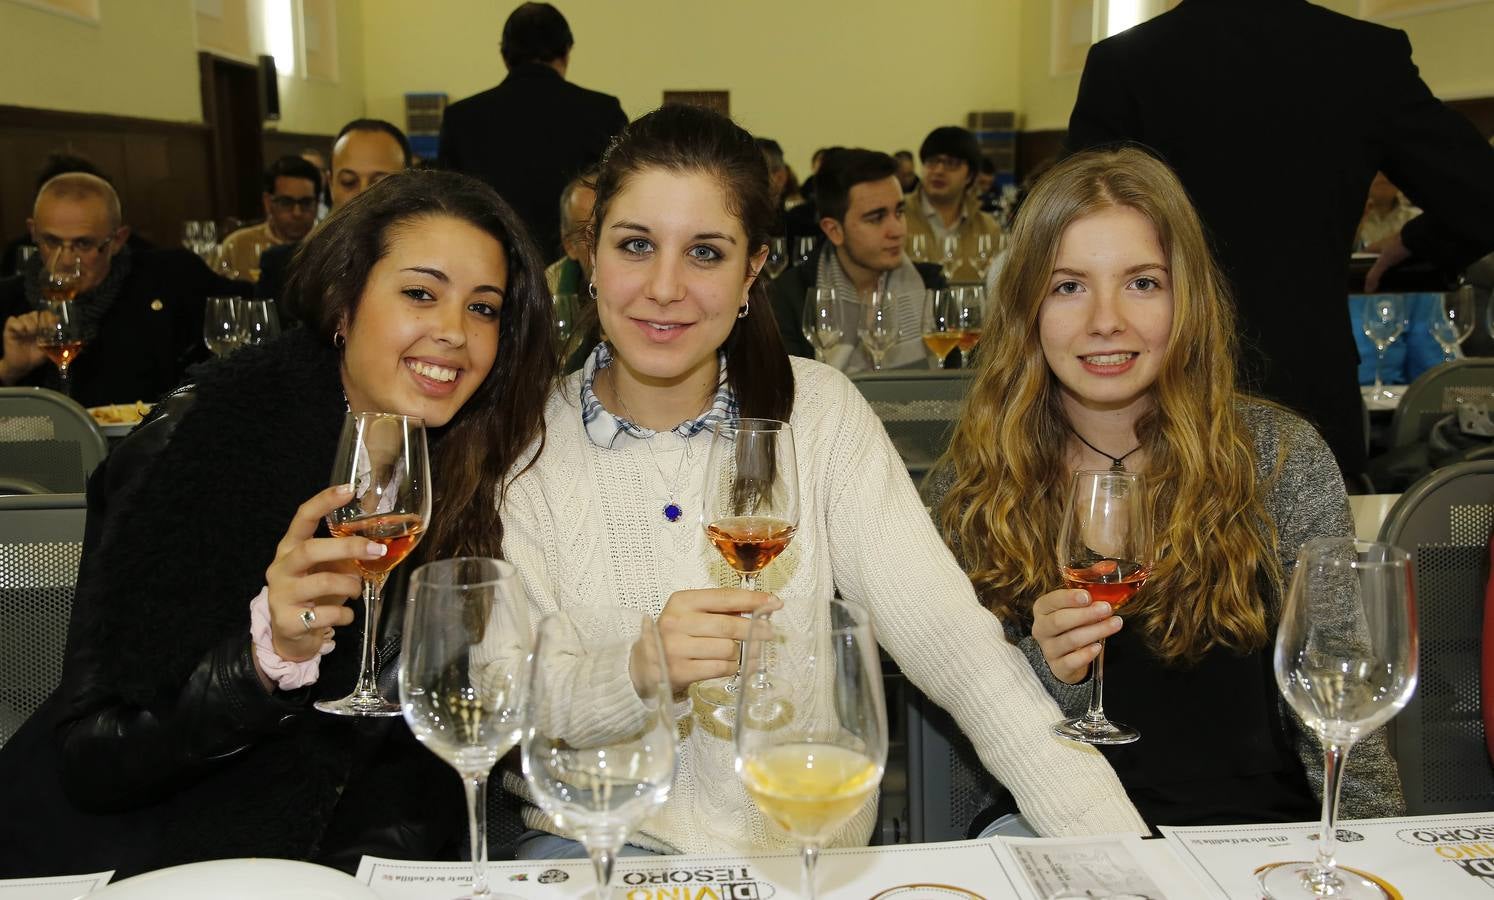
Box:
[935,146,1403,829]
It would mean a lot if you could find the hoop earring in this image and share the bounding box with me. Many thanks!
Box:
[332,331,346,349]
[587,281,598,301]
[736,300,750,320]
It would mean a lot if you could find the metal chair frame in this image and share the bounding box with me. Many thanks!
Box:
[1387,358,1494,449]
[0,387,107,493]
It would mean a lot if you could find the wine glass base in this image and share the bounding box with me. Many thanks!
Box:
[1258,860,1395,899]
[691,676,740,709]
[1052,715,1140,745]
[314,693,401,717]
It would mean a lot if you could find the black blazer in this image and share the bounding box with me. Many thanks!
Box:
[439,64,628,259]
[1068,0,1494,477]
[0,248,248,407]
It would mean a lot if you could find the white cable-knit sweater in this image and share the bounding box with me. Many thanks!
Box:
[500,357,1146,853]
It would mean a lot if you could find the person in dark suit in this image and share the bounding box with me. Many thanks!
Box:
[438,2,627,260]
[1067,0,1494,484]
[0,173,247,407]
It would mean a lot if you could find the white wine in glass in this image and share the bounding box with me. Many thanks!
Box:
[1259,538,1417,900]
[696,418,799,709]
[400,557,529,900]
[523,607,676,899]
[736,598,887,900]
[318,412,431,717]
[922,289,960,369]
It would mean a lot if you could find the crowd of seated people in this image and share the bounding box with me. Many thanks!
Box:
[4,0,1494,883]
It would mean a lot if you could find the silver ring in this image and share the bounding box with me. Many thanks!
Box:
[299,609,316,632]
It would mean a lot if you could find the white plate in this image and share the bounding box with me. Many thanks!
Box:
[89,858,379,899]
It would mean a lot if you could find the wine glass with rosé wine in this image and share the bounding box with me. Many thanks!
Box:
[317,411,431,716]
[695,418,800,709]
[1052,469,1153,745]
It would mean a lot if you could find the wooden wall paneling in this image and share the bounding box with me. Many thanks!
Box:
[198,52,265,227]
[1448,97,1494,139]
[262,130,334,168]
[1016,129,1067,183]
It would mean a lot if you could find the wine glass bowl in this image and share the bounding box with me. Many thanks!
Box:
[1259,538,1417,900]
[400,557,529,900]
[765,237,789,280]
[238,298,280,348]
[522,607,676,899]
[735,598,888,900]
[921,289,960,369]
[317,412,431,717]
[805,287,845,359]
[35,300,85,396]
[1359,295,1406,399]
[1052,470,1152,745]
[42,253,82,303]
[203,296,243,357]
[955,286,985,359]
[857,290,900,371]
[1428,286,1475,363]
[695,418,800,709]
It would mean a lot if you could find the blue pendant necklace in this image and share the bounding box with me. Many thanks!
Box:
[609,369,694,523]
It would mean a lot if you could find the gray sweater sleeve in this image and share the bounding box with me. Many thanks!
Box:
[1247,403,1407,819]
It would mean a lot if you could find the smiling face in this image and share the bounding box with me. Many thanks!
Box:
[1038,204,1174,421]
[592,167,766,396]
[339,215,505,427]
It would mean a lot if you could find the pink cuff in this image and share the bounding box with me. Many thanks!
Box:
[249,587,332,691]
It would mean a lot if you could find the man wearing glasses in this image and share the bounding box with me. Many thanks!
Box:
[902,126,1002,285]
[0,172,247,406]
[218,156,323,281]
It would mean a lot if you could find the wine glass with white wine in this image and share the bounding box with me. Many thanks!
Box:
[736,598,887,900]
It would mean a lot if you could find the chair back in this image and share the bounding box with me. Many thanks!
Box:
[850,370,974,481]
[1388,358,1494,449]
[0,388,107,493]
[0,492,86,747]
[904,682,1006,842]
[1378,460,1494,813]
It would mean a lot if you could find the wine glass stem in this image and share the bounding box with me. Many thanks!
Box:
[1313,742,1350,885]
[463,773,491,899]
[801,843,821,900]
[589,843,619,900]
[1373,347,1385,395]
[58,365,70,397]
[1084,638,1110,723]
[731,572,759,690]
[352,576,385,699]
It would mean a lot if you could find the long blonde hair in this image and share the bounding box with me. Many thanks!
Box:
[936,147,1280,664]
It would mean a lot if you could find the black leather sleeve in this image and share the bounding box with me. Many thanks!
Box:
[53,389,309,813]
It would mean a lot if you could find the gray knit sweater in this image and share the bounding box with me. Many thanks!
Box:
[930,400,1405,821]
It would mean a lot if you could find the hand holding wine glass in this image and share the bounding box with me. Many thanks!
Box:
[1051,470,1152,745]
[523,607,676,899]
[736,598,887,900]
[318,411,431,716]
[1259,538,1417,900]
[695,418,799,708]
[401,557,529,900]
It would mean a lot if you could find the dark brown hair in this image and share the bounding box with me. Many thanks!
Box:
[284,168,557,560]
[589,104,793,421]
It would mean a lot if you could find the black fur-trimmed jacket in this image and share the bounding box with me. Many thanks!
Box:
[0,328,461,878]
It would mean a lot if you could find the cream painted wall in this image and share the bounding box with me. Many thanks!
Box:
[0,0,365,135]
[1018,0,1494,135]
[360,0,1020,174]
[0,0,202,122]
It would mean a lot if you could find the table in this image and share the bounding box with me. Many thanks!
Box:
[1349,493,1402,541]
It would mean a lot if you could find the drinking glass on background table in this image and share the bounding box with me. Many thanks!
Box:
[1053,470,1152,745]
[795,236,817,268]
[1360,295,1406,400]
[318,411,431,716]
[523,607,676,899]
[956,285,985,357]
[36,300,84,397]
[1428,285,1475,363]
[922,288,960,369]
[1259,538,1417,900]
[400,557,529,900]
[695,418,800,709]
[204,296,243,356]
[765,237,789,280]
[908,232,930,264]
[858,289,900,371]
[238,298,280,347]
[736,598,887,900]
[973,232,996,280]
[805,287,844,360]
[248,241,270,284]
[552,292,579,350]
[939,233,962,280]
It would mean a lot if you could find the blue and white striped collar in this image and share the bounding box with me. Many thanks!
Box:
[578,342,738,449]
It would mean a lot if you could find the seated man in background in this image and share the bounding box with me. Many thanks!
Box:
[903,125,1001,283]
[544,168,596,296]
[256,119,411,313]
[218,155,322,282]
[1357,172,1420,251]
[894,149,919,194]
[0,173,248,407]
[770,148,944,370]
[2,153,154,277]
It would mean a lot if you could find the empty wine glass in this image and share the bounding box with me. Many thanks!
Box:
[921,288,959,369]
[974,232,996,279]
[238,298,280,347]
[1053,470,1152,745]
[1428,285,1475,363]
[908,233,930,264]
[523,607,676,899]
[939,233,962,281]
[765,237,789,280]
[42,252,82,302]
[203,296,243,357]
[1360,295,1406,400]
[805,287,844,359]
[36,300,85,397]
[695,418,800,709]
[1259,538,1417,900]
[181,220,201,253]
[553,292,580,350]
[795,236,817,267]
[401,557,529,900]
[736,598,887,900]
[318,412,432,717]
[858,290,900,371]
